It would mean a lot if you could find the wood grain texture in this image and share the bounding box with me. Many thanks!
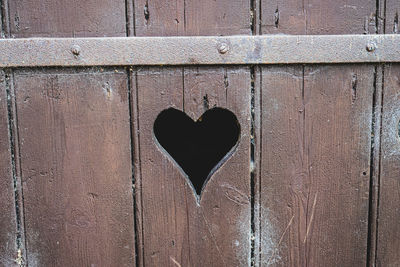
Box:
[133,1,252,266]
[7,1,135,266]
[258,1,376,266]
[13,69,135,267]
[375,2,400,266]
[134,67,251,267]
[0,71,18,267]
[135,0,251,36]
[385,1,399,34]
[258,65,374,266]
[367,1,384,264]
[260,0,376,34]
[376,64,400,267]
[8,0,126,37]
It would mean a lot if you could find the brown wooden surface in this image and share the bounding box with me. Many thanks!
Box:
[374,2,400,266]
[376,64,400,267]
[260,0,376,35]
[0,1,398,266]
[385,1,399,34]
[134,67,251,266]
[257,1,376,266]
[5,1,136,266]
[134,0,250,36]
[8,0,126,37]
[133,1,252,266]
[14,69,135,266]
[0,71,19,267]
[258,65,374,266]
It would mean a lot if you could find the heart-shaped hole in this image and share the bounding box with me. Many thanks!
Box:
[153,107,240,196]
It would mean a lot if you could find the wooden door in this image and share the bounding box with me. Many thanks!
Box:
[0,0,398,267]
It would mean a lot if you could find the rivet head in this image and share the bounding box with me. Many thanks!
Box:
[71,45,81,56]
[218,43,229,54]
[366,42,376,52]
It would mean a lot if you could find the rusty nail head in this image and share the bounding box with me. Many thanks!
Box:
[71,45,81,56]
[366,41,376,52]
[218,43,229,54]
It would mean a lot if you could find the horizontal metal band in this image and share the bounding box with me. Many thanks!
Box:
[0,34,399,67]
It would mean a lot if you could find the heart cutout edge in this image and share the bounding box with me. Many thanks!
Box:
[153,107,241,198]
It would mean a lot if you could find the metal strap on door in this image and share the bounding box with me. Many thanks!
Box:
[0,34,399,67]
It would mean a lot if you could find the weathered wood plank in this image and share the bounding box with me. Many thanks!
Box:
[135,0,250,36]
[258,65,374,266]
[133,1,251,266]
[385,1,399,34]
[257,65,304,266]
[376,64,400,267]
[258,1,376,266]
[134,0,185,36]
[367,1,385,265]
[8,1,135,266]
[134,67,186,267]
[8,0,126,37]
[183,1,251,35]
[0,71,19,266]
[134,66,251,266]
[260,0,376,35]
[374,2,400,266]
[14,69,135,266]
[302,65,372,266]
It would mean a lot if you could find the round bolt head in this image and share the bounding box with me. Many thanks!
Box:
[218,43,229,54]
[366,42,376,52]
[71,45,81,56]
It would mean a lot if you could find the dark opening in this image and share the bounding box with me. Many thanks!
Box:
[153,107,240,195]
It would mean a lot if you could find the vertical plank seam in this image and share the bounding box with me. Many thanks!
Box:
[0,0,4,37]
[374,2,386,266]
[250,0,255,34]
[374,66,384,267]
[250,66,256,267]
[14,73,28,267]
[3,0,26,264]
[4,70,19,262]
[4,70,21,264]
[131,69,145,267]
[383,0,387,34]
[367,64,384,267]
[258,0,262,35]
[125,0,135,37]
[302,65,309,267]
[132,0,136,36]
[125,2,139,266]
[252,0,262,266]
[5,70,26,266]
[136,71,146,267]
[127,69,140,267]
[257,68,262,267]
[127,1,144,266]
[0,0,10,38]
[183,0,186,33]
[255,0,262,266]
[250,0,258,265]
[367,1,386,265]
